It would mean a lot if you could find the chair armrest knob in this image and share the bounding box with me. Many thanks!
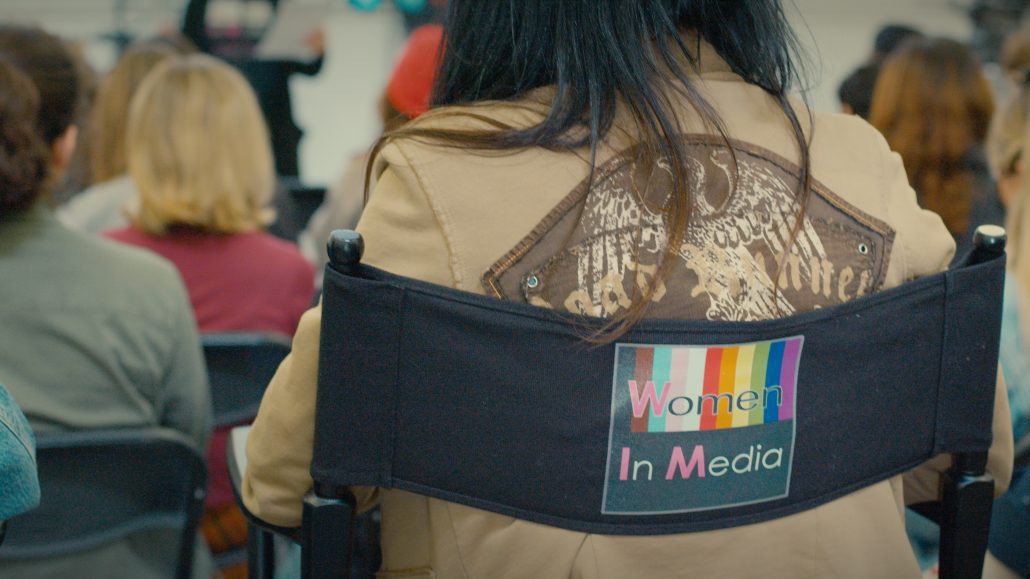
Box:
[327,230,364,269]
[972,225,1007,260]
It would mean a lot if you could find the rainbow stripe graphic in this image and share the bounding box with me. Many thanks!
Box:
[623,337,802,433]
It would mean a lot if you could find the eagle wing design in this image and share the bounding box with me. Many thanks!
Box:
[566,145,827,321]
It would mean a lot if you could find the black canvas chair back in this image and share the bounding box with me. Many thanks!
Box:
[290,227,1006,579]
[203,332,292,427]
[0,428,207,579]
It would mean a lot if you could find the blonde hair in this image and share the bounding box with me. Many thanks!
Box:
[1001,24,1030,74]
[998,88,1030,275]
[126,54,275,234]
[90,42,178,184]
[987,82,1030,346]
[987,90,1027,183]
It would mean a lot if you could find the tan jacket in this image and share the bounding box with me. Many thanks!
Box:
[243,45,1013,579]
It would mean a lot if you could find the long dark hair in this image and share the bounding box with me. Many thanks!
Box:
[371,0,812,340]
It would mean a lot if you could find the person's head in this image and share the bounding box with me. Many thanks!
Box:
[1000,25,1030,83]
[837,63,879,119]
[987,85,1027,211]
[90,42,181,184]
[872,25,923,61]
[49,40,99,203]
[378,0,809,339]
[126,54,275,235]
[988,80,1030,265]
[869,38,994,237]
[431,1,804,107]
[987,81,1030,341]
[144,33,199,57]
[0,25,80,172]
[0,58,51,215]
[837,25,921,119]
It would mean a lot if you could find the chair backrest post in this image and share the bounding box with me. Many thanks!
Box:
[938,459,994,579]
[937,224,1007,579]
[970,224,1007,265]
[175,467,207,579]
[299,229,364,579]
[327,230,364,273]
[301,487,356,579]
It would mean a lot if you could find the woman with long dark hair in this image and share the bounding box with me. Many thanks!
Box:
[243,2,1012,576]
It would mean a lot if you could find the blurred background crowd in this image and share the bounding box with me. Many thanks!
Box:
[0,0,1029,578]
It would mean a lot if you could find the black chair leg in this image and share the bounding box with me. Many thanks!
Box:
[938,451,994,579]
[301,485,356,579]
[247,524,276,579]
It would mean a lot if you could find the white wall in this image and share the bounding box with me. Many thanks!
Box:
[788,0,974,112]
[293,0,980,183]
[291,5,405,184]
[0,0,985,184]
[0,0,408,187]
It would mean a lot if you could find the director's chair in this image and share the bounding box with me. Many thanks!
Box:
[232,225,1007,579]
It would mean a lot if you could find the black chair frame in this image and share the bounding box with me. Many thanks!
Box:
[203,332,292,428]
[238,226,1007,579]
[0,428,207,579]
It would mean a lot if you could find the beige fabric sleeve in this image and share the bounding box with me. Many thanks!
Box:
[242,144,452,527]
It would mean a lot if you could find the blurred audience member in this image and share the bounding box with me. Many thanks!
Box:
[57,40,185,234]
[0,66,42,524]
[103,54,313,577]
[299,23,442,285]
[49,41,97,206]
[0,25,212,578]
[182,0,325,177]
[982,72,1030,579]
[1001,25,1030,74]
[873,25,924,60]
[1000,24,1030,104]
[838,24,923,118]
[838,63,879,119]
[870,37,1001,259]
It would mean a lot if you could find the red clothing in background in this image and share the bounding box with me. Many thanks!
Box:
[105,227,314,336]
[105,226,314,509]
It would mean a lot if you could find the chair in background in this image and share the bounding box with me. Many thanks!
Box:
[235,226,1007,579]
[268,177,327,243]
[0,428,207,579]
[202,333,292,428]
[204,332,293,576]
